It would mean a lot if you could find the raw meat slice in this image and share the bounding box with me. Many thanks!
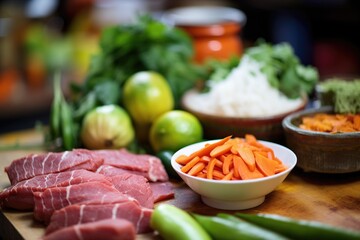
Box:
[5,149,104,185]
[150,182,175,203]
[0,170,108,210]
[109,174,154,208]
[46,202,153,234]
[33,181,138,224]
[43,219,135,240]
[97,164,167,183]
[95,149,168,182]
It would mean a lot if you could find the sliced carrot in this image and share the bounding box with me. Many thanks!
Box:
[236,146,256,171]
[196,172,207,178]
[254,151,267,158]
[181,156,201,173]
[273,157,282,164]
[245,134,257,143]
[201,156,211,162]
[254,152,278,176]
[274,164,287,174]
[231,176,241,180]
[210,143,232,158]
[232,155,241,179]
[222,154,233,175]
[354,115,360,131]
[175,154,190,165]
[215,159,223,168]
[222,170,234,180]
[188,162,206,176]
[177,134,287,181]
[207,158,217,179]
[236,156,264,180]
[176,135,232,165]
[213,169,225,179]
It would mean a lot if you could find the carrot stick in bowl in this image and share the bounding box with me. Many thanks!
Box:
[177,135,287,181]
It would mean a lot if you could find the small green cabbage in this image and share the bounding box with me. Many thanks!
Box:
[81,105,134,149]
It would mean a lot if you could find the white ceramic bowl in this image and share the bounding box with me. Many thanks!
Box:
[171,140,297,210]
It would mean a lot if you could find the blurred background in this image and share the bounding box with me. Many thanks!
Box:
[0,0,359,134]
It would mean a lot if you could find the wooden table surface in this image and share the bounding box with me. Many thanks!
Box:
[0,129,359,240]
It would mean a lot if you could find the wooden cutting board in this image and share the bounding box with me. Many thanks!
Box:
[0,131,360,239]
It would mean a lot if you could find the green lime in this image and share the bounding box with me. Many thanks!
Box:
[123,71,174,125]
[150,110,203,152]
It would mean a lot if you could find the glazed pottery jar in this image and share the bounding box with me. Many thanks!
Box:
[164,6,246,63]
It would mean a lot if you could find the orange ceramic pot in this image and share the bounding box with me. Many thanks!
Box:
[179,21,243,63]
[164,6,246,63]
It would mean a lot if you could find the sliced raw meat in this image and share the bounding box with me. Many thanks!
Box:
[150,182,175,203]
[109,174,154,208]
[46,202,152,234]
[96,165,147,178]
[97,164,166,183]
[5,149,104,185]
[33,181,138,224]
[95,149,168,182]
[0,170,108,210]
[43,219,135,240]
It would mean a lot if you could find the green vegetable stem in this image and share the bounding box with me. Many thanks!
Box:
[150,204,211,240]
[50,72,62,139]
[236,213,360,240]
[60,98,75,150]
[49,72,76,150]
[193,213,289,240]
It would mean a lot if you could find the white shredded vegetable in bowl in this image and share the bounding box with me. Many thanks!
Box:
[187,57,304,118]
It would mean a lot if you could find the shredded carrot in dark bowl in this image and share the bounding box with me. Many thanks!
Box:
[282,106,360,174]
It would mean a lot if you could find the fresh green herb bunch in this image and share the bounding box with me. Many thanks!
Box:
[245,41,319,99]
[71,14,204,120]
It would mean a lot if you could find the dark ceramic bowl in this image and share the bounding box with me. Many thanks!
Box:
[282,106,360,173]
[182,90,307,143]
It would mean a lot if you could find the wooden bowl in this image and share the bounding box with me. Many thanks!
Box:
[181,90,307,144]
[282,106,360,173]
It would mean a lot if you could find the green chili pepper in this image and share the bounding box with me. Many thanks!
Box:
[193,213,289,240]
[150,204,211,240]
[236,213,360,240]
[156,151,181,180]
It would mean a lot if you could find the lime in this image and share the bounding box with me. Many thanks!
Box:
[123,71,174,126]
[150,110,203,152]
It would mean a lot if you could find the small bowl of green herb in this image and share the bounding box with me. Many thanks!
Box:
[316,78,360,114]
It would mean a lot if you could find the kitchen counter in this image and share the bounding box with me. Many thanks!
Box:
[0,129,359,239]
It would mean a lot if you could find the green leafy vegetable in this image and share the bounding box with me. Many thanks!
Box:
[73,14,203,115]
[245,41,319,99]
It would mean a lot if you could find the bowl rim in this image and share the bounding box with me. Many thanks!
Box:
[282,106,360,137]
[181,89,308,122]
[171,139,297,184]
